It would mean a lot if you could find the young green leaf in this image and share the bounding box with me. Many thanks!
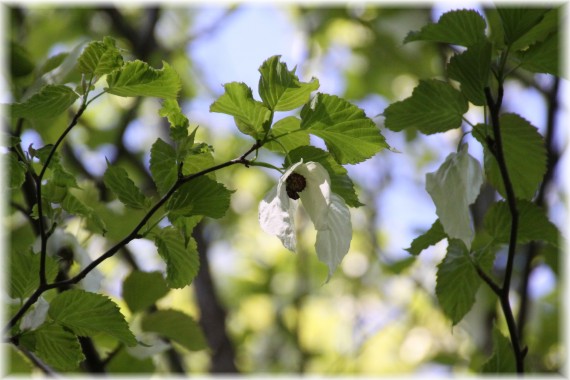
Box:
[210,82,272,138]
[166,176,232,219]
[141,309,207,351]
[106,349,156,374]
[482,325,517,373]
[11,85,79,120]
[484,200,560,247]
[77,36,123,78]
[103,164,148,209]
[10,250,59,300]
[181,148,216,178]
[286,145,363,207]
[474,115,546,200]
[159,98,190,129]
[448,41,492,106]
[264,116,310,153]
[152,227,200,289]
[406,219,447,255]
[7,152,26,189]
[35,148,79,189]
[49,289,137,346]
[27,324,85,371]
[122,271,169,313]
[300,93,388,164]
[426,144,483,250]
[106,60,181,99]
[404,9,487,47]
[497,8,549,48]
[150,138,178,196]
[258,55,320,111]
[436,239,482,325]
[384,80,468,135]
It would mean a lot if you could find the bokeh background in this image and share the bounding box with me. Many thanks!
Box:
[4,2,568,375]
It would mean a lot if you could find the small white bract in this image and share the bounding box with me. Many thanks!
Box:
[259,160,352,279]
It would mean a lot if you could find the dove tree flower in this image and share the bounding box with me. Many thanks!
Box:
[259,160,352,279]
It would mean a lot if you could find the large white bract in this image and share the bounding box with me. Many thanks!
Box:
[259,160,352,279]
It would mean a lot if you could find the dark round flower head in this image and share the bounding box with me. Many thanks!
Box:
[285,172,306,199]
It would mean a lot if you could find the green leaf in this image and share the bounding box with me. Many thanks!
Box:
[507,8,559,51]
[404,9,487,47]
[29,324,85,371]
[103,164,148,209]
[426,144,483,250]
[519,31,559,76]
[10,250,58,300]
[37,52,68,77]
[300,93,388,164]
[384,79,468,135]
[153,227,200,289]
[448,41,492,106]
[61,193,107,234]
[7,152,27,189]
[122,271,169,313]
[106,60,181,99]
[482,325,517,373]
[11,85,79,120]
[497,8,549,47]
[77,36,123,77]
[436,239,482,325]
[181,147,216,178]
[141,309,207,351]
[484,200,560,247]
[49,289,137,346]
[264,116,309,153]
[35,148,79,189]
[210,82,272,138]
[150,138,178,196]
[406,219,447,256]
[474,114,547,200]
[166,176,232,219]
[286,145,363,207]
[106,349,155,374]
[10,41,35,78]
[159,98,189,130]
[258,55,320,111]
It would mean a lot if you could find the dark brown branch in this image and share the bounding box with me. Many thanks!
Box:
[484,86,524,374]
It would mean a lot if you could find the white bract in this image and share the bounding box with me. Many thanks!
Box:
[259,160,352,279]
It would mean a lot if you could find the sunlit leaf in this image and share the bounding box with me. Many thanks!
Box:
[210,82,272,138]
[384,79,468,134]
[77,36,123,77]
[258,55,319,111]
[141,309,207,351]
[264,116,309,153]
[61,193,107,234]
[122,271,169,312]
[153,227,200,289]
[301,93,388,164]
[404,9,487,46]
[436,239,482,325]
[11,85,79,120]
[426,144,483,250]
[106,60,181,99]
[49,289,137,346]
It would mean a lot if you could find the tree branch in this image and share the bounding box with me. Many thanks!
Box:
[484,86,524,374]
